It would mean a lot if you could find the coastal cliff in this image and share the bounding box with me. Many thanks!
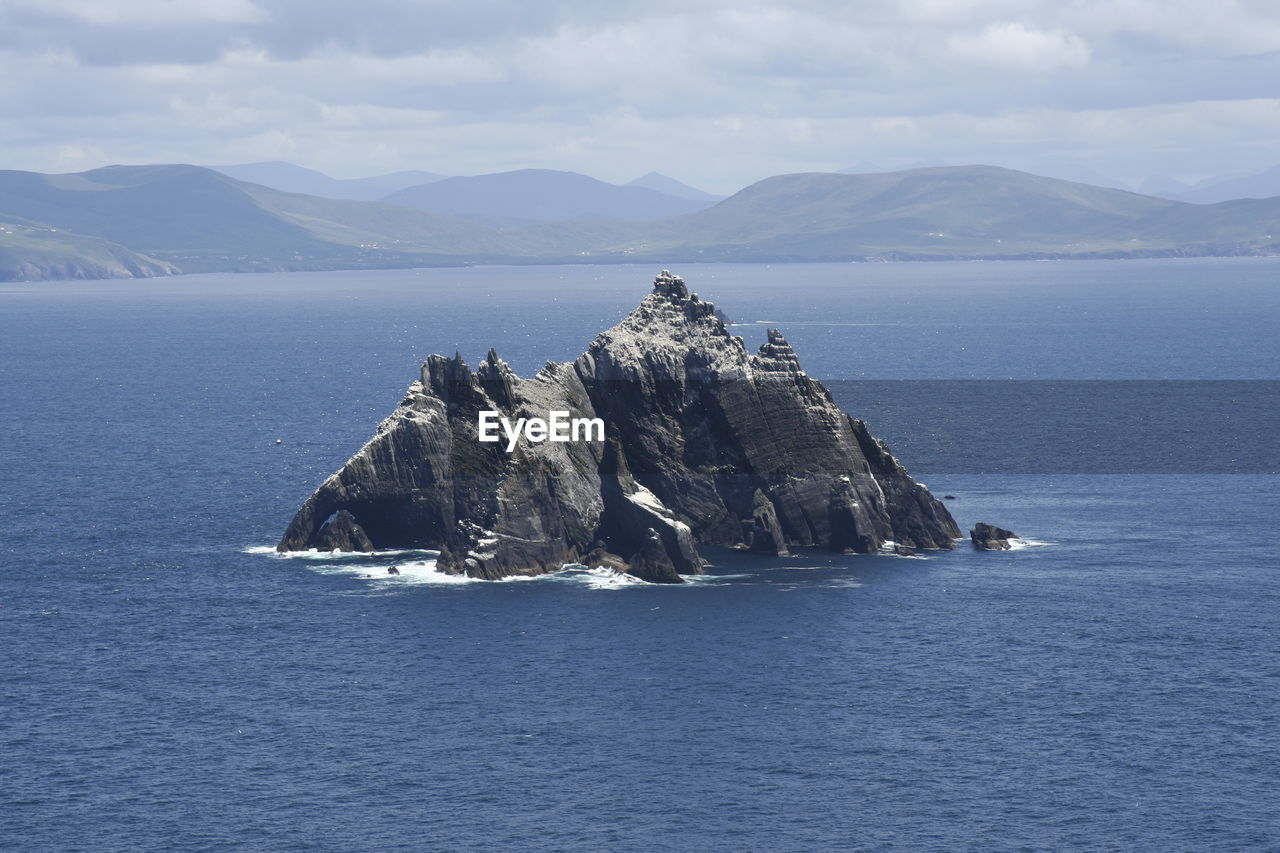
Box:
[278,270,960,581]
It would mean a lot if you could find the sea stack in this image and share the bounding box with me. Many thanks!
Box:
[277,270,961,581]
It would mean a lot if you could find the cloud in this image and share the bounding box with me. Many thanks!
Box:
[6,0,267,26]
[0,0,1277,188]
[1062,0,1280,57]
[896,0,1026,25]
[948,22,1092,71]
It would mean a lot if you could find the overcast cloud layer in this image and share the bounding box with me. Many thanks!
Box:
[2,0,1278,191]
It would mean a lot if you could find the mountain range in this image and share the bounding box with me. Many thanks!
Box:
[208,162,448,201]
[208,162,722,217]
[1153,164,1280,204]
[380,169,716,221]
[625,171,724,202]
[1,163,1276,281]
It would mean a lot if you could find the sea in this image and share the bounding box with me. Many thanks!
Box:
[2,258,1278,852]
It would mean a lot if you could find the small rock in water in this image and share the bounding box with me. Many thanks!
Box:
[971,522,1017,551]
[943,494,956,500]
[581,548,629,573]
[314,509,375,552]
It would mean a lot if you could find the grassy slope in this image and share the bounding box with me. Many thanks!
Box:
[1134,197,1280,246]
[0,221,177,281]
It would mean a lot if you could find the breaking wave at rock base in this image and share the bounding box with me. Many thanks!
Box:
[245,545,662,589]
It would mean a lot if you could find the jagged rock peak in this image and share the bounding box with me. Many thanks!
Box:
[648,270,719,325]
[477,347,517,404]
[653,269,688,300]
[477,348,513,379]
[423,351,477,401]
[755,328,803,372]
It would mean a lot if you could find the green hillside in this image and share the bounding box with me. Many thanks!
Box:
[0,166,335,267]
[0,221,176,281]
[1133,196,1280,247]
[602,166,1280,260]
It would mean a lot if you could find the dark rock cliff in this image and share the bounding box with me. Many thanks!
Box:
[278,270,960,581]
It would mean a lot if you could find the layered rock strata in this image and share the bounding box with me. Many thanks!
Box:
[278,270,960,582]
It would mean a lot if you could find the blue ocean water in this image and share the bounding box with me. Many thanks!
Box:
[2,259,1279,851]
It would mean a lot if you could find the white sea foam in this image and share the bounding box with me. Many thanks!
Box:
[244,544,440,561]
[581,567,649,589]
[876,540,928,559]
[1008,538,1055,550]
[244,544,473,585]
[387,560,477,585]
[742,320,893,327]
[317,557,476,586]
[682,572,753,584]
[821,577,866,588]
[248,546,663,589]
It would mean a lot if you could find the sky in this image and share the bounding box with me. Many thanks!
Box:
[2,0,1278,193]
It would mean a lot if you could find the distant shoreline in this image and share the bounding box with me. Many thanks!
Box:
[6,245,1279,283]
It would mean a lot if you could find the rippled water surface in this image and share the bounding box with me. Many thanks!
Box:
[2,259,1278,851]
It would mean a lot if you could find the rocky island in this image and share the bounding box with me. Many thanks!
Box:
[278,270,961,582]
